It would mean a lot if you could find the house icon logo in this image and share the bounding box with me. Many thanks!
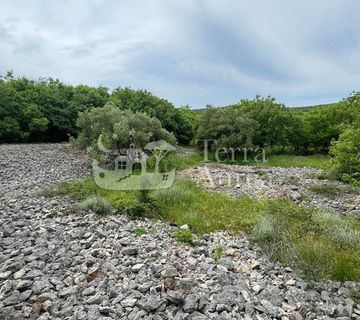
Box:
[92,135,176,190]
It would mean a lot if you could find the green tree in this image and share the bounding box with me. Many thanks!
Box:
[109,87,195,144]
[0,117,22,142]
[76,104,176,153]
[232,96,293,149]
[330,127,360,183]
[197,106,258,150]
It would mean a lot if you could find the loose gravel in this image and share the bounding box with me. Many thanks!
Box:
[0,144,359,320]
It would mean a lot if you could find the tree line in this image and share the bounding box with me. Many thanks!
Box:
[197,95,359,154]
[196,94,360,182]
[0,72,196,144]
[1,72,359,182]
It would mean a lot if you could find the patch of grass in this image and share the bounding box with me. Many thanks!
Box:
[174,229,193,245]
[164,148,330,170]
[169,153,205,171]
[36,187,58,198]
[155,180,360,280]
[314,171,338,181]
[309,183,359,198]
[213,243,225,261]
[135,227,148,237]
[78,196,113,215]
[251,216,275,242]
[350,289,360,304]
[153,178,264,234]
[59,176,158,218]
[250,200,360,281]
[240,154,330,169]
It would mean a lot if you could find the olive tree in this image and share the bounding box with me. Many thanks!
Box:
[75,103,176,153]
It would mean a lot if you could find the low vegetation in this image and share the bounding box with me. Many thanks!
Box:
[309,183,359,198]
[213,243,225,261]
[174,229,193,245]
[59,176,360,281]
[78,195,113,215]
[134,227,148,237]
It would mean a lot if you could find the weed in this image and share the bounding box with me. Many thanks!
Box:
[213,243,225,261]
[350,289,360,304]
[78,196,113,215]
[330,226,360,248]
[315,171,337,181]
[175,229,193,245]
[251,216,275,242]
[135,227,148,237]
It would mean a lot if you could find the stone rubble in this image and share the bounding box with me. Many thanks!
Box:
[181,163,360,218]
[0,144,359,319]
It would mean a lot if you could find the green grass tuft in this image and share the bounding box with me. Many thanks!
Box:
[213,243,225,261]
[174,229,193,245]
[78,195,113,215]
[135,227,148,237]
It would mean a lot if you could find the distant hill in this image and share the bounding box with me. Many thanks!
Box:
[192,102,339,113]
[291,102,340,112]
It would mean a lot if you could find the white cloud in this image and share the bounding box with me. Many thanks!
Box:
[0,0,360,107]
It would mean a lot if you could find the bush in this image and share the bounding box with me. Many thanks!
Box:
[251,216,275,242]
[78,196,113,215]
[330,127,360,183]
[175,229,193,245]
[76,103,177,152]
[126,202,155,219]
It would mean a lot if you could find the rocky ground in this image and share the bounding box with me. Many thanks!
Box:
[181,163,360,218]
[0,144,360,320]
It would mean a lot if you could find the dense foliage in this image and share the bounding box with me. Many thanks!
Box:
[108,88,196,144]
[330,127,360,183]
[0,72,195,144]
[197,95,359,154]
[76,103,176,152]
[196,106,258,149]
[0,72,109,142]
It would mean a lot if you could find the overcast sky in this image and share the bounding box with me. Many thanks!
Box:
[1,0,360,108]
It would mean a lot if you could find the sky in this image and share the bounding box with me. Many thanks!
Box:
[1,0,360,108]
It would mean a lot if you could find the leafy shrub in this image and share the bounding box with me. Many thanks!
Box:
[330,127,360,183]
[76,103,177,152]
[126,202,155,219]
[78,196,113,215]
[109,87,196,144]
[175,229,193,245]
